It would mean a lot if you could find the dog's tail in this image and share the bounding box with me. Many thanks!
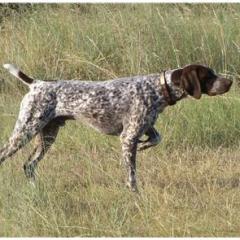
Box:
[3,64,34,86]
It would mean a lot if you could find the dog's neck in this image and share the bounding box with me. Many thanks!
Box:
[160,69,187,105]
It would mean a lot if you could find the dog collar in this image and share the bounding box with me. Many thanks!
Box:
[159,71,177,106]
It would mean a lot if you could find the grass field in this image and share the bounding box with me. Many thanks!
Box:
[1,3,240,237]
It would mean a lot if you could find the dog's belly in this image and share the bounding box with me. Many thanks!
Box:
[56,103,126,135]
[77,115,123,135]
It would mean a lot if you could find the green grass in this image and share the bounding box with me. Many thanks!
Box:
[1,3,240,237]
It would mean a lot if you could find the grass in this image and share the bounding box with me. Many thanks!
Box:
[1,3,240,237]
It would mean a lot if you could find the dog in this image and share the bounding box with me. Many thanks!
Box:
[0,63,232,191]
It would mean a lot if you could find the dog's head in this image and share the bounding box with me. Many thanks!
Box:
[171,64,232,99]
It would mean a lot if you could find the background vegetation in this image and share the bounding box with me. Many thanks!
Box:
[0,3,240,236]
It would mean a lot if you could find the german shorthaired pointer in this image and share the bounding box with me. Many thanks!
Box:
[0,64,232,191]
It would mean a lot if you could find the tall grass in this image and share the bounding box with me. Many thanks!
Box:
[1,4,240,82]
[1,4,240,237]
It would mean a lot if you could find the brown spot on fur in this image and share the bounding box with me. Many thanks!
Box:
[19,71,34,84]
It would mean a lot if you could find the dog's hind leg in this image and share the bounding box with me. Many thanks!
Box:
[0,94,56,166]
[23,118,63,180]
[0,124,43,166]
[0,132,30,165]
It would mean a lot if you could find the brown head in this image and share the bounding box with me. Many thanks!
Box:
[171,64,232,99]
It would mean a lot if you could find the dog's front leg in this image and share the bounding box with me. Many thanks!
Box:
[120,133,138,192]
[137,127,161,151]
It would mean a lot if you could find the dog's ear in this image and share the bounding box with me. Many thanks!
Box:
[171,68,183,86]
[181,65,201,99]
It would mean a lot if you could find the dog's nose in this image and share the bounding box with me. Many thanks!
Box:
[218,77,232,92]
[211,77,233,95]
